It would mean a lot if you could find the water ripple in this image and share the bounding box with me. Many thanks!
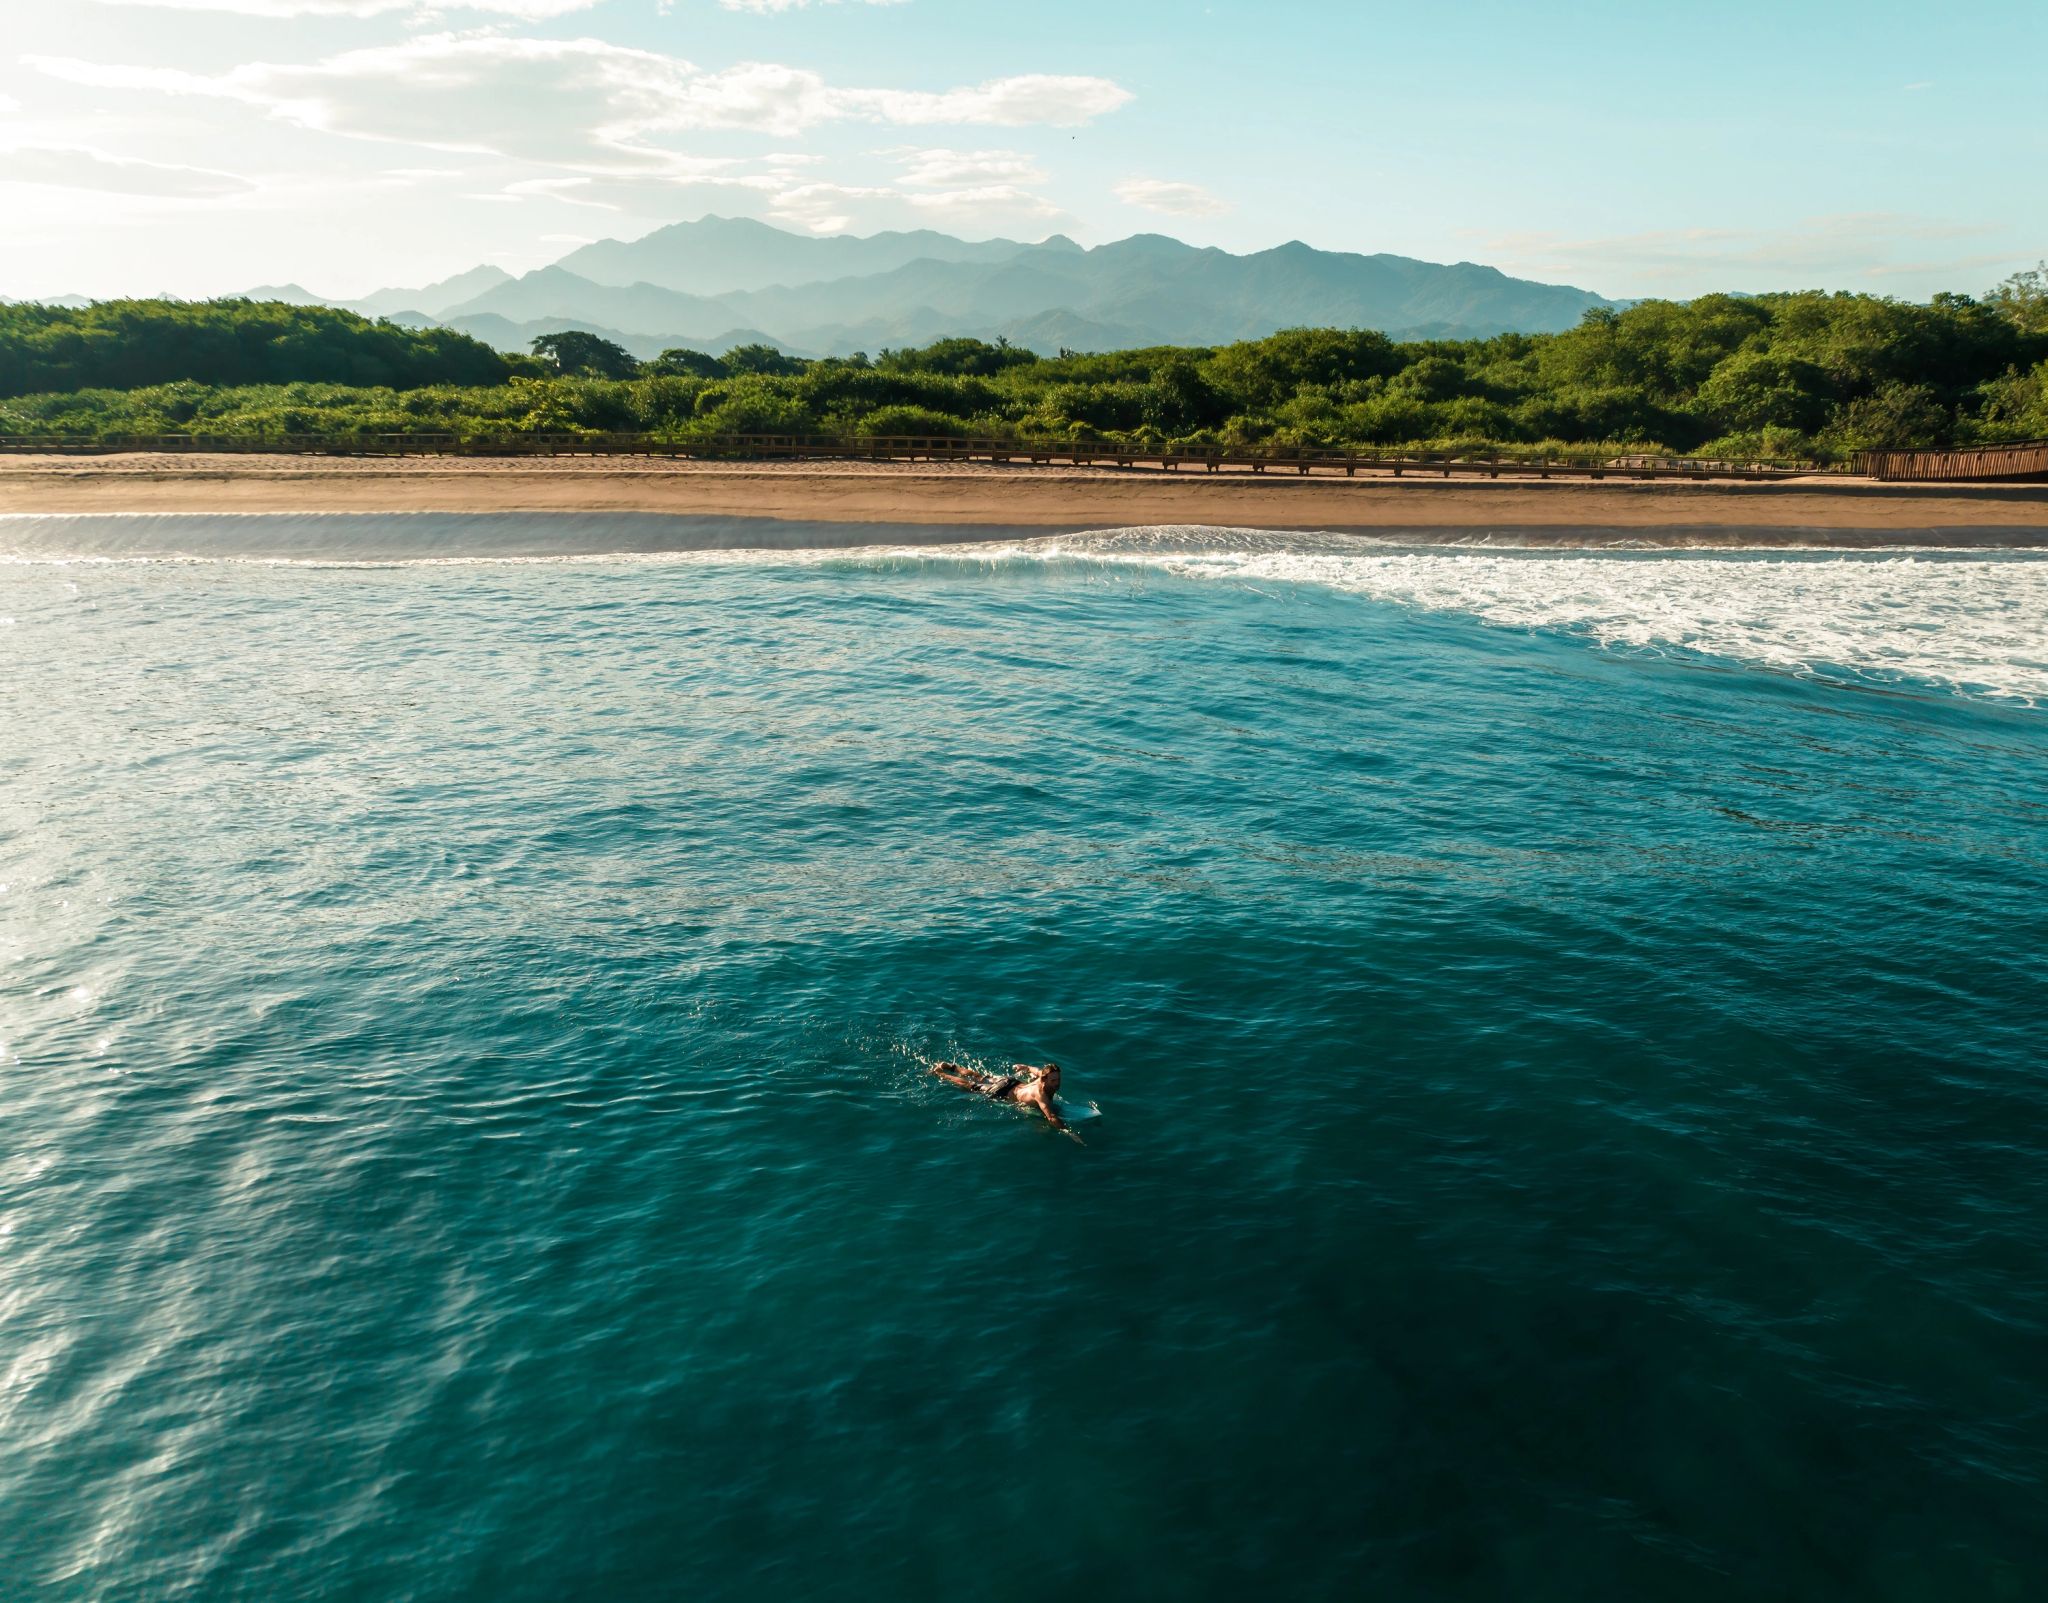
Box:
[1,520,2044,1600]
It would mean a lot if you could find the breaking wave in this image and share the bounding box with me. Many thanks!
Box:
[5,514,2045,704]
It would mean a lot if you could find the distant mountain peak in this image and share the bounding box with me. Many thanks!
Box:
[425,216,1617,359]
[239,282,325,304]
[351,263,515,320]
[550,215,1038,298]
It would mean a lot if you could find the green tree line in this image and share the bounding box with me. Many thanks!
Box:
[4,268,2045,460]
[0,298,514,397]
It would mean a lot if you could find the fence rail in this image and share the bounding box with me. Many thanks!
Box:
[0,431,1845,482]
[1856,441,2048,483]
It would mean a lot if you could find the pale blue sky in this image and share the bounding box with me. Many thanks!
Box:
[1,0,2041,302]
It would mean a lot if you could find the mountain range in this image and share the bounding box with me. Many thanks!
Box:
[240,216,1620,358]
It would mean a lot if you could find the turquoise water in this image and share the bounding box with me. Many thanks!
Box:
[3,517,2046,1601]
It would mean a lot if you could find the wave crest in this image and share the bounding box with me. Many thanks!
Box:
[6,515,2044,704]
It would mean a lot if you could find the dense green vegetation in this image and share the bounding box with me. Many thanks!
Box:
[5,271,2045,461]
[0,299,513,398]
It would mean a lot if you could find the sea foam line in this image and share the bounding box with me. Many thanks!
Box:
[4,522,2044,704]
[1060,536,2048,706]
[831,529,2048,704]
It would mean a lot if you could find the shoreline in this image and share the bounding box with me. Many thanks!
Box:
[3,454,2047,547]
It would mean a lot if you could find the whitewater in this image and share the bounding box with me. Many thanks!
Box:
[6,514,2047,705]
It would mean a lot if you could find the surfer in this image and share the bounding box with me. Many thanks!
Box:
[931,1060,1079,1140]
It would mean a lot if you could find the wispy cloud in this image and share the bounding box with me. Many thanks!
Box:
[1475,212,2010,293]
[719,0,907,11]
[901,185,1061,225]
[29,37,1133,164]
[1113,177,1228,218]
[763,179,896,233]
[818,147,1069,230]
[492,145,1065,237]
[889,147,1046,189]
[504,157,762,211]
[0,144,255,198]
[842,75,1133,129]
[87,0,602,16]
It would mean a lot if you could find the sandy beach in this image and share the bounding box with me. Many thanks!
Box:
[3,453,2046,544]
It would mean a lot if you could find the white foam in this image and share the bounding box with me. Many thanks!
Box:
[1106,541,2048,705]
[5,517,2044,704]
[904,528,2046,706]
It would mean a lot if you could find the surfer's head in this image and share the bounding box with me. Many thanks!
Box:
[1039,1062,1060,1091]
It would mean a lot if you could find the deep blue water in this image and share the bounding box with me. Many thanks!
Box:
[3,517,2046,1602]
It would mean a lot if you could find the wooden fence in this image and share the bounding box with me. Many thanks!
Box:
[0,432,1844,482]
[1856,441,2048,483]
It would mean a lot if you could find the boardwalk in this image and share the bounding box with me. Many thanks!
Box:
[0,432,1832,483]
[18,431,2044,483]
[1857,441,2048,483]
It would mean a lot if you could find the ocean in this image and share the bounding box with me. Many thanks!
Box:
[3,515,2045,1601]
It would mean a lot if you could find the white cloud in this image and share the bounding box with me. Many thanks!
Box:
[87,0,601,16]
[759,178,1061,234]
[639,65,1129,137]
[904,184,1061,223]
[850,76,1131,127]
[889,147,1046,188]
[864,151,1065,227]
[720,0,907,11]
[765,179,896,233]
[28,38,1132,165]
[492,154,1067,238]
[505,158,766,211]
[1113,177,1228,218]
[0,144,255,198]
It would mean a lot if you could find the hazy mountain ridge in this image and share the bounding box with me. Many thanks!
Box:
[241,284,328,306]
[166,216,1617,358]
[554,216,1047,297]
[417,218,1614,357]
[353,265,515,320]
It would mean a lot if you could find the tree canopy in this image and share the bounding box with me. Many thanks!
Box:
[1987,262,2048,336]
[0,298,510,400]
[6,281,2045,456]
[530,330,640,380]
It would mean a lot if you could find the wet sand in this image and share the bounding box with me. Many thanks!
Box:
[3,453,2046,545]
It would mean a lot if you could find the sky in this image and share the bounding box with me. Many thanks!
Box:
[0,0,2042,304]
